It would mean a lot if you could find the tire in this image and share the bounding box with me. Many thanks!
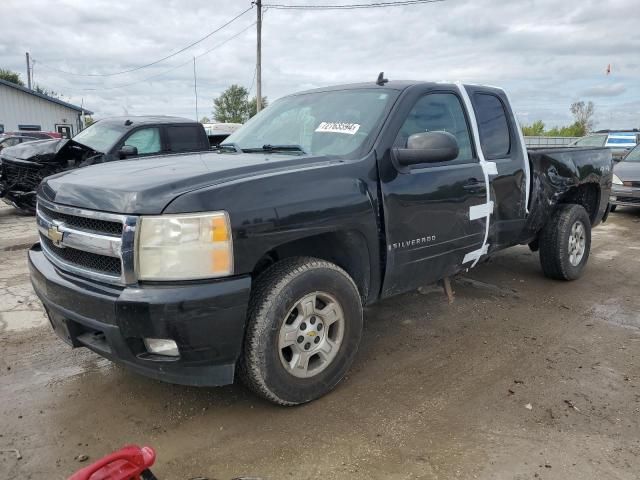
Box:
[539,204,591,281]
[239,257,363,406]
[609,204,617,212]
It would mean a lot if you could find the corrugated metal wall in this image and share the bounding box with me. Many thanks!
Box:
[0,84,83,134]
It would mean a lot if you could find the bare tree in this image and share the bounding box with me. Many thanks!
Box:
[570,101,595,135]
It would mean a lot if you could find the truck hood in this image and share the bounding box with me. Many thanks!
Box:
[1,138,98,164]
[2,138,67,163]
[39,151,335,214]
[613,160,640,182]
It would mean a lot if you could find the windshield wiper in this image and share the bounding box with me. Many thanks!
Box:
[218,143,243,153]
[243,144,307,154]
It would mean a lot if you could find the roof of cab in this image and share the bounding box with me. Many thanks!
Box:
[289,80,501,96]
[97,116,198,126]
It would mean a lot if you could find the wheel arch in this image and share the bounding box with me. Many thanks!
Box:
[251,230,373,304]
[558,182,601,225]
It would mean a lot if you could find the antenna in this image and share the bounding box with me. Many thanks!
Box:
[376,72,389,86]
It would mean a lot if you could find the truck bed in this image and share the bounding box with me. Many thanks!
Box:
[522,146,613,242]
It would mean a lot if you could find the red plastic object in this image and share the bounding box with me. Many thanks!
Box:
[68,445,156,480]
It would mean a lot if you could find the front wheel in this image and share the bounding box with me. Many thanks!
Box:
[239,257,363,406]
[539,204,591,280]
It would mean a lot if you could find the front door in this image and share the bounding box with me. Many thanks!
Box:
[378,88,487,297]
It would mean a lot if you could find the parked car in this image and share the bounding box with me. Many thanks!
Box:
[570,130,639,161]
[0,134,40,153]
[202,122,242,147]
[0,116,210,213]
[4,131,62,139]
[609,144,640,211]
[29,79,612,405]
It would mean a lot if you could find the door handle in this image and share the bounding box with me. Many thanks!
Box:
[463,178,485,191]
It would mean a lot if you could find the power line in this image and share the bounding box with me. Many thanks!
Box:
[35,6,253,78]
[81,22,256,92]
[262,0,446,10]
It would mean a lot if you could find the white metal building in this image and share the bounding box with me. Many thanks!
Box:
[0,79,92,138]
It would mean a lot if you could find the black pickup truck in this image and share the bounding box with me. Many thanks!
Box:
[0,116,210,213]
[28,79,612,405]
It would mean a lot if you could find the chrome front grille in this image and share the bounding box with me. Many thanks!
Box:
[1,161,42,190]
[40,236,123,275]
[36,198,138,285]
[38,204,124,236]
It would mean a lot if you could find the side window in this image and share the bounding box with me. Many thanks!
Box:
[474,93,511,158]
[124,128,161,155]
[395,92,474,164]
[166,125,205,152]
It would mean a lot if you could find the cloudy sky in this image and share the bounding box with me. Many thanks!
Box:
[1,0,638,129]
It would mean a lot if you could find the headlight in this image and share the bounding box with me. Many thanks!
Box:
[612,174,623,185]
[137,211,233,280]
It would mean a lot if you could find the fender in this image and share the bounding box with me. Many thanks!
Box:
[164,155,382,301]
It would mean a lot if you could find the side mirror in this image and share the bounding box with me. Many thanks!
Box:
[118,145,138,159]
[394,131,459,167]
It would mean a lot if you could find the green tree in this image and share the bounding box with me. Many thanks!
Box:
[84,115,95,127]
[570,101,595,135]
[200,116,211,123]
[33,84,60,99]
[213,85,250,123]
[247,95,268,119]
[546,122,585,137]
[212,85,268,123]
[0,68,24,86]
[522,120,545,136]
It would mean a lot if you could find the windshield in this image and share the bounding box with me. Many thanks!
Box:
[624,146,640,162]
[573,135,606,147]
[72,121,128,152]
[223,88,398,157]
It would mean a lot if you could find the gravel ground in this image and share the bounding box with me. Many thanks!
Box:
[0,205,639,480]
[0,203,38,252]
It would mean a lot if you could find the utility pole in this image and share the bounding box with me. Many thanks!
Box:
[256,0,262,113]
[193,56,199,122]
[25,52,32,89]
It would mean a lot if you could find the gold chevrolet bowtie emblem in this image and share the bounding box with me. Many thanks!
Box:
[47,223,64,247]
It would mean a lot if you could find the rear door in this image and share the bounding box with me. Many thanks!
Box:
[377,86,487,297]
[165,124,209,154]
[466,87,528,249]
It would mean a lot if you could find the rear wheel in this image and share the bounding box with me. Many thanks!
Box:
[539,204,591,280]
[239,257,363,406]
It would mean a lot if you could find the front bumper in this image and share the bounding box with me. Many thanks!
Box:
[610,185,640,207]
[29,245,252,387]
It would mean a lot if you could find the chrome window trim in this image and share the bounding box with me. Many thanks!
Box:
[36,199,139,286]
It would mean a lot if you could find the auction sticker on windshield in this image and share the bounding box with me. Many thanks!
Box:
[315,122,361,135]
